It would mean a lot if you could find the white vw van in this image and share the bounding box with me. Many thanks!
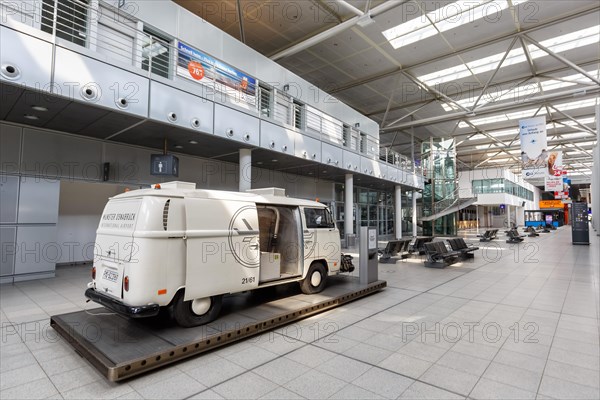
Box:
[86,182,352,327]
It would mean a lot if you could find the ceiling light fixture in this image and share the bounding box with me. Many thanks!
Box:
[23,114,39,120]
[31,106,48,112]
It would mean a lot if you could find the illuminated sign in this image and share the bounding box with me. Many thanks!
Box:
[539,200,563,209]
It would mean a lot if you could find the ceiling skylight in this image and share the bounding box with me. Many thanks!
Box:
[442,69,599,112]
[383,0,524,50]
[417,25,600,86]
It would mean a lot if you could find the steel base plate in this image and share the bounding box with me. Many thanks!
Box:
[51,276,386,381]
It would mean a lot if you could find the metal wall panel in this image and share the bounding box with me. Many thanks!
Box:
[122,1,179,38]
[0,26,53,88]
[377,163,389,180]
[294,134,322,163]
[221,38,257,78]
[177,9,223,60]
[397,168,410,185]
[322,143,343,169]
[387,165,399,184]
[18,177,60,224]
[0,227,16,276]
[259,121,294,155]
[360,157,377,177]
[0,123,22,172]
[102,143,156,186]
[53,47,149,118]
[214,104,259,146]
[14,225,58,275]
[149,82,214,134]
[0,175,19,223]
[343,150,361,173]
[21,128,103,180]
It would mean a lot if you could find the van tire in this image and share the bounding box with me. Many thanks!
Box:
[173,292,222,327]
[300,262,327,294]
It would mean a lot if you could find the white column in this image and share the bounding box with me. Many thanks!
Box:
[239,149,252,192]
[507,205,512,228]
[476,205,480,232]
[344,174,353,236]
[412,190,418,237]
[395,185,402,239]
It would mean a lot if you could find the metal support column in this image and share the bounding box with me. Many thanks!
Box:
[345,174,354,240]
[239,149,252,192]
[395,185,402,239]
[412,191,418,237]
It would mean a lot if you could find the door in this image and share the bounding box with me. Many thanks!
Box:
[94,197,141,300]
[303,207,340,272]
[302,207,319,269]
[184,198,260,300]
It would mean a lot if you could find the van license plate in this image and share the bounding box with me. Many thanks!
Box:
[103,269,119,282]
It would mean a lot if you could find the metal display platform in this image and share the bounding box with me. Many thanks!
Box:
[51,276,386,382]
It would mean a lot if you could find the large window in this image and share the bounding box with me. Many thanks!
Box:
[472,179,533,200]
[258,85,272,118]
[141,28,171,79]
[304,208,334,229]
[41,0,89,46]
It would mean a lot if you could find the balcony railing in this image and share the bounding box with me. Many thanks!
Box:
[1,0,421,176]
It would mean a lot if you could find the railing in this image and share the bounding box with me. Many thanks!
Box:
[379,147,418,172]
[423,186,460,217]
[1,0,423,178]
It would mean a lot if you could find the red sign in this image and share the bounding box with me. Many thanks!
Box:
[188,61,204,80]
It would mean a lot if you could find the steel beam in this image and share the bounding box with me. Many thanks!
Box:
[381,86,600,131]
[367,59,599,118]
[329,7,599,94]
[522,34,600,86]
[472,37,520,110]
[270,1,404,60]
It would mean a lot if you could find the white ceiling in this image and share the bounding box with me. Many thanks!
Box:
[177,0,600,183]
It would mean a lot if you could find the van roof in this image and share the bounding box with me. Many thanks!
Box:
[111,187,327,208]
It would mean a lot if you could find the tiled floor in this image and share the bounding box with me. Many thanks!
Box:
[1,227,598,399]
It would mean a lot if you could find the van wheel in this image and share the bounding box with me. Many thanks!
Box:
[173,292,222,327]
[300,262,327,294]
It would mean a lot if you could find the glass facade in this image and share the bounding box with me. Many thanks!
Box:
[421,138,458,236]
[472,179,533,200]
[334,184,413,238]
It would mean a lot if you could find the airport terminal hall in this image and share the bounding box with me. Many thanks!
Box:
[1,0,600,399]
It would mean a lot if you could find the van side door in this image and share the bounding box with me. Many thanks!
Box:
[302,207,341,273]
[302,207,319,270]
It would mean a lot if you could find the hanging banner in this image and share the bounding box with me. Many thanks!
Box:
[519,116,548,179]
[544,150,564,191]
[176,41,257,109]
[554,177,571,199]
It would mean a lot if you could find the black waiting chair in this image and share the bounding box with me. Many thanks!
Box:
[447,238,479,259]
[423,242,460,268]
[379,239,411,263]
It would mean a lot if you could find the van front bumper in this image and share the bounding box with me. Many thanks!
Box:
[85,288,160,318]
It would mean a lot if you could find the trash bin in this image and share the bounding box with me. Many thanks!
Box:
[346,233,356,248]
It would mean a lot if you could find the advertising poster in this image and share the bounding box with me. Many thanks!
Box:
[544,150,564,191]
[176,41,257,108]
[555,177,571,200]
[519,116,548,179]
